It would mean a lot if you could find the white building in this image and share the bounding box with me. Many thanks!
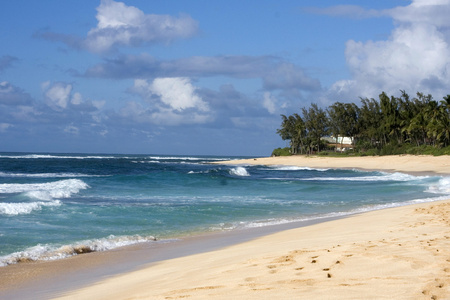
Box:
[322,136,354,152]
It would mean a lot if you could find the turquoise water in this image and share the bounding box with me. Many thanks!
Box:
[0,153,449,266]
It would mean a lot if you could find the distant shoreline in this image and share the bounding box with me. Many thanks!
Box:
[214,154,450,175]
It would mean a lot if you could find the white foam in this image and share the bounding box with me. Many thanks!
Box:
[0,179,89,200]
[0,172,99,178]
[147,156,229,161]
[0,234,158,267]
[225,195,450,231]
[266,165,329,172]
[229,167,250,176]
[0,200,61,216]
[0,154,117,159]
[427,177,450,194]
[300,172,427,182]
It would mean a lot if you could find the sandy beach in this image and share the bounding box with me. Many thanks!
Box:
[216,154,450,175]
[53,199,450,300]
[2,155,450,299]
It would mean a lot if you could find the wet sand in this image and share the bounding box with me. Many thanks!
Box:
[0,216,343,300]
[53,199,450,300]
[1,155,449,299]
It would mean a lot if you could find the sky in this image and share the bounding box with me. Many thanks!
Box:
[1,0,450,156]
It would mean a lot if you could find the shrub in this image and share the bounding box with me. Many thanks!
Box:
[271,147,291,156]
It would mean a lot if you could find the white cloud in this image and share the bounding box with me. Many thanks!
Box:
[43,82,72,111]
[388,0,450,27]
[71,92,83,105]
[41,81,101,113]
[126,77,212,125]
[84,0,198,53]
[328,0,450,101]
[147,77,208,112]
[263,92,277,114]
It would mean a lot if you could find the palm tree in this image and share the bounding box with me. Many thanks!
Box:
[277,114,307,154]
[302,103,329,153]
[328,102,359,150]
[358,97,382,148]
[436,96,450,147]
[379,92,402,145]
[425,100,441,146]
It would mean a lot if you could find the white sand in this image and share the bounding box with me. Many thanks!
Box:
[54,200,450,300]
[216,154,450,174]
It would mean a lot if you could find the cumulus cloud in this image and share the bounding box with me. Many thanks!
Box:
[42,81,72,110]
[126,77,211,125]
[0,81,33,106]
[71,92,83,105]
[134,77,208,112]
[388,0,450,27]
[41,81,101,112]
[321,0,450,102]
[35,0,198,53]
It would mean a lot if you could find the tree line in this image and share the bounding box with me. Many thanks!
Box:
[276,91,450,155]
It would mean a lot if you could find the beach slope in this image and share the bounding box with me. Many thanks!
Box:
[216,154,450,174]
[55,198,450,299]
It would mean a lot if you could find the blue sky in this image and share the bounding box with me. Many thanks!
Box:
[1,0,450,156]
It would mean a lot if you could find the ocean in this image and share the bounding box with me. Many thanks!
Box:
[1,152,449,267]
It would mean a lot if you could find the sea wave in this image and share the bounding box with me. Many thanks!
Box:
[267,172,429,182]
[0,200,61,216]
[0,234,159,267]
[265,165,329,172]
[218,195,450,230]
[0,179,89,201]
[229,167,250,176]
[0,153,235,163]
[0,172,99,178]
[0,154,117,159]
[147,156,232,161]
[426,177,450,194]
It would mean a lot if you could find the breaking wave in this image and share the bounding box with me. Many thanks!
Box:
[427,177,450,194]
[290,172,428,182]
[266,165,329,172]
[0,172,99,178]
[0,154,116,159]
[0,234,158,267]
[0,200,61,216]
[229,167,250,176]
[0,179,89,201]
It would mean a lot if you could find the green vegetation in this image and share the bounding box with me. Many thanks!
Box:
[271,147,291,156]
[274,91,450,156]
